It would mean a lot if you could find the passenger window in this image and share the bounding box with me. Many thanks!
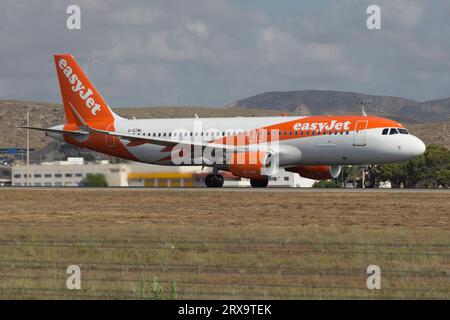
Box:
[382,128,389,135]
[389,128,398,135]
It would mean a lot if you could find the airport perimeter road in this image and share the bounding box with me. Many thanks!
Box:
[0,188,449,299]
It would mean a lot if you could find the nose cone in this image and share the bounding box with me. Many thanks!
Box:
[409,136,426,157]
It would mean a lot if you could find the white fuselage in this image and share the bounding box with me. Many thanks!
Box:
[107,116,425,166]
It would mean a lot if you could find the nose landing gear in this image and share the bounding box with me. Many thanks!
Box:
[205,173,224,188]
[362,165,378,188]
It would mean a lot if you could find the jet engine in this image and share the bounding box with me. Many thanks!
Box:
[227,151,273,179]
[286,165,342,180]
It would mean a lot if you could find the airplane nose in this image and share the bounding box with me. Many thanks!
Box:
[410,136,426,156]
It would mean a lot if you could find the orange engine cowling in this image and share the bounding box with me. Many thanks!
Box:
[228,151,269,179]
[286,165,341,180]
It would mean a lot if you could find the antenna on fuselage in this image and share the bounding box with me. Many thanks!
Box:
[194,113,199,119]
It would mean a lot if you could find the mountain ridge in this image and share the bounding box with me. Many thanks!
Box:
[227,90,450,123]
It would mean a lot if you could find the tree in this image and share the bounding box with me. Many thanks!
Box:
[312,180,340,188]
[377,145,450,188]
[81,174,108,187]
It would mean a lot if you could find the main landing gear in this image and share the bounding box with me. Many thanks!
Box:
[204,174,269,188]
[250,177,269,188]
[205,174,224,188]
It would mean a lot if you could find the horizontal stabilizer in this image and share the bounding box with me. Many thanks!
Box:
[18,126,88,135]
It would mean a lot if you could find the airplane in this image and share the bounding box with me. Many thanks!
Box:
[22,54,426,188]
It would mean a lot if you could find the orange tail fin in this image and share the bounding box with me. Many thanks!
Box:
[54,54,121,126]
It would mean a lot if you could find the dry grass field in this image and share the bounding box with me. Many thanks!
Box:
[0,188,449,299]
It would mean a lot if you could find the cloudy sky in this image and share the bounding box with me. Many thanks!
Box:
[1,0,449,107]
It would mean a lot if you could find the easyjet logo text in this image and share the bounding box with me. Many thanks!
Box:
[58,59,101,116]
[293,120,351,132]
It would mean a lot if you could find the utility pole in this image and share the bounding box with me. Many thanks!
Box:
[26,106,30,187]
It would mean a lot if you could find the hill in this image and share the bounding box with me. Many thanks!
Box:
[228,90,450,123]
[0,100,448,155]
[0,100,295,152]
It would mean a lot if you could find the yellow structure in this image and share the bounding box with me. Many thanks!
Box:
[127,172,198,187]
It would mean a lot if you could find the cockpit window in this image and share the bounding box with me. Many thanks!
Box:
[398,128,409,134]
[389,128,398,135]
[382,128,389,135]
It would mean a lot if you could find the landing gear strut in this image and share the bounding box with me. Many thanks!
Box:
[250,177,269,188]
[205,174,224,188]
[362,165,377,188]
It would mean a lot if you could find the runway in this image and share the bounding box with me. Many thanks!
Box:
[3,186,449,193]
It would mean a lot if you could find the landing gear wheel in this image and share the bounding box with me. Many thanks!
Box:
[216,174,224,187]
[205,174,224,188]
[364,179,374,188]
[250,177,269,188]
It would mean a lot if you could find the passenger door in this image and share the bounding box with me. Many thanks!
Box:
[353,120,368,146]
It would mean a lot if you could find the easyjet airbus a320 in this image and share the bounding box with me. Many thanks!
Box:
[23,55,426,188]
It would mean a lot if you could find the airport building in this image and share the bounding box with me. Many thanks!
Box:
[11,157,315,188]
[12,158,129,187]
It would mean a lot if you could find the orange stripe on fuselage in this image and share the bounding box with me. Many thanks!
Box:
[153,115,402,163]
[209,115,402,146]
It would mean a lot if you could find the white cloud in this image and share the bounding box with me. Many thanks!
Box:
[0,0,449,106]
[186,20,210,38]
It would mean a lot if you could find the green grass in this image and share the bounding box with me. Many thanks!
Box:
[0,224,448,299]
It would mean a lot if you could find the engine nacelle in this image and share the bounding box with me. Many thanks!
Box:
[228,151,271,179]
[286,165,342,180]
